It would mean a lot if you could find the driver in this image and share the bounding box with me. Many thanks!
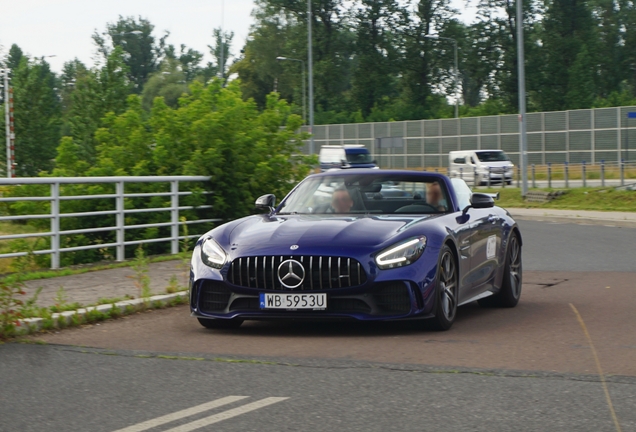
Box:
[426,182,447,212]
[330,186,354,213]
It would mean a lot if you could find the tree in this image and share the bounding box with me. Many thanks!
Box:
[141,58,188,110]
[473,0,540,112]
[92,16,168,93]
[164,44,204,82]
[396,0,459,119]
[6,44,24,71]
[232,10,291,108]
[536,0,597,111]
[9,55,61,176]
[623,0,636,96]
[208,28,234,80]
[56,79,313,220]
[565,44,597,109]
[350,0,400,116]
[65,47,132,164]
[234,0,354,119]
[589,0,623,99]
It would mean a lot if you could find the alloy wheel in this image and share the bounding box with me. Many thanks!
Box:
[508,235,522,299]
[439,251,458,321]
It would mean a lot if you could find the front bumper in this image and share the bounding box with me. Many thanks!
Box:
[190,278,437,321]
[483,170,513,181]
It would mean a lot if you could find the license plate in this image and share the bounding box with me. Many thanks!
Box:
[259,293,327,310]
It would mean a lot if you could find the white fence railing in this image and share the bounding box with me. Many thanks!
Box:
[0,176,216,269]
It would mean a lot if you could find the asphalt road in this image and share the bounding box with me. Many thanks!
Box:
[519,220,636,272]
[1,221,635,432]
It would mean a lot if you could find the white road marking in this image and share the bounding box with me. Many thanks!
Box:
[163,397,289,432]
[112,396,248,432]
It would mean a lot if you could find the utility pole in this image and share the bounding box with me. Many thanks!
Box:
[517,0,528,196]
[307,0,315,155]
[219,0,225,81]
[2,69,14,178]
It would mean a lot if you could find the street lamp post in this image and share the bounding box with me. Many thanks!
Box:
[307,0,315,155]
[424,35,459,118]
[1,68,14,177]
[516,0,528,196]
[276,57,306,124]
[220,0,225,81]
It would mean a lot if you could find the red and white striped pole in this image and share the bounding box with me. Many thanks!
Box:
[3,68,14,178]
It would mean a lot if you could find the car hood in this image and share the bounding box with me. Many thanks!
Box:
[222,213,440,257]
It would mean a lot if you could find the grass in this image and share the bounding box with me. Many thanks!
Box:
[1,253,186,284]
[6,293,189,340]
[0,222,47,274]
[483,187,636,212]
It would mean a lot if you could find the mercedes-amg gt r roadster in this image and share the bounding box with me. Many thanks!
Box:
[190,169,522,331]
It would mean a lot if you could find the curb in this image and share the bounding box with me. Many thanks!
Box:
[18,291,188,334]
[507,212,636,228]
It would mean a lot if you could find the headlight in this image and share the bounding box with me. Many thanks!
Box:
[376,236,426,269]
[200,237,227,269]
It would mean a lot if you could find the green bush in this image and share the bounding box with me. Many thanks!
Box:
[3,80,314,266]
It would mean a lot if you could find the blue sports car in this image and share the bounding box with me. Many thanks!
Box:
[190,169,522,331]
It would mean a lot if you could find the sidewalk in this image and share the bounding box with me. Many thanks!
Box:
[23,260,185,309]
[506,208,636,227]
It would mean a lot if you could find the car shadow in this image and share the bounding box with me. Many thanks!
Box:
[212,302,497,337]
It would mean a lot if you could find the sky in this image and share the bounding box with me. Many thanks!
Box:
[0,0,256,73]
[1,0,478,74]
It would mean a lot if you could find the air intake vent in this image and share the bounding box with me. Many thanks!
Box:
[199,281,232,313]
[374,282,411,314]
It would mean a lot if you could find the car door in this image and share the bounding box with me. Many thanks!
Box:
[466,206,502,294]
[449,178,502,300]
[448,178,479,303]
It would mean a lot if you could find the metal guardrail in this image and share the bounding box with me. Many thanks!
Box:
[0,176,216,269]
[447,160,636,189]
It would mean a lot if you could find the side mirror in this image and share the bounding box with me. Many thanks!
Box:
[470,193,495,209]
[462,193,494,214]
[255,194,276,211]
[340,159,348,167]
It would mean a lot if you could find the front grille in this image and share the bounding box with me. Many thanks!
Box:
[227,256,367,290]
[199,281,232,313]
[374,283,412,314]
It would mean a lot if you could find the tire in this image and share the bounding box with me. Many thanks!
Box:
[478,232,522,308]
[197,317,244,329]
[430,245,459,331]
[506,180,512,185]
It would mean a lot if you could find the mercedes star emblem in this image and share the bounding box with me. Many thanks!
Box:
[277,259,305,289]
[290,245,299,250]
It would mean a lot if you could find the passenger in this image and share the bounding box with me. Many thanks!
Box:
[426,182,447,212]
[330,186,354,213]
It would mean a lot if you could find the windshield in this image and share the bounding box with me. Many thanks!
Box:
[345,152,374,164]
[476,151,510,162]
[279,174,450,215]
